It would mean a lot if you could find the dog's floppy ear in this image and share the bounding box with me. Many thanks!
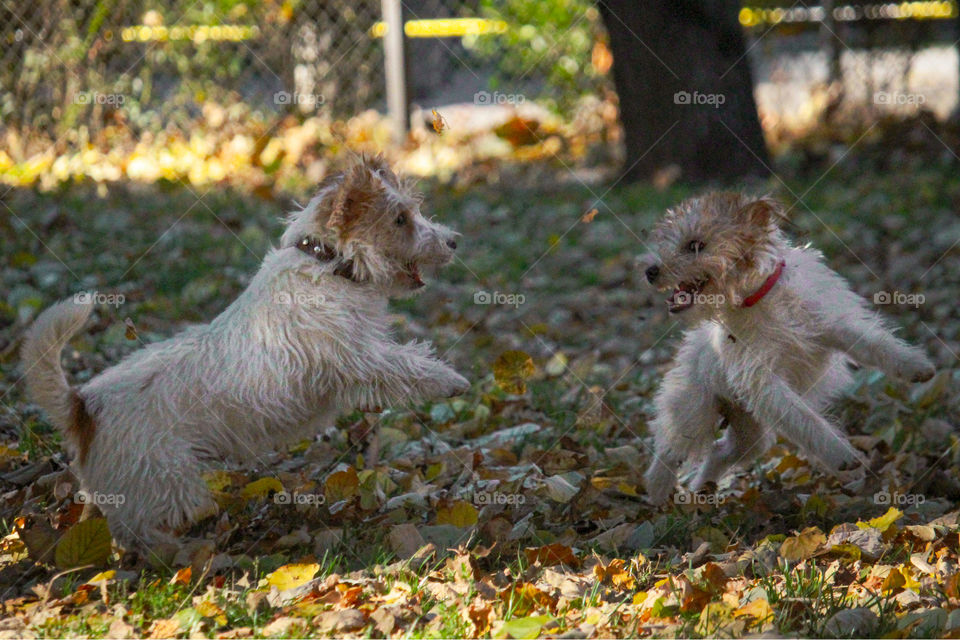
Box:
[327,162,382,233]
[734,196,786,228]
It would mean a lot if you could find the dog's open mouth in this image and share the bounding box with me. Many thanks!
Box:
[667,278,708,313]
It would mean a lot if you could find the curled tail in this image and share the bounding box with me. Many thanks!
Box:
[21,297,93,432]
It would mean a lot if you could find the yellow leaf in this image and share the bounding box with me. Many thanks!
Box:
[86,570,116,585]
[203,470,235,492]
[735,598,774,622]
[266,563,320,591]
[437,501,479,528]
[241,477,283,499]
[881,568,906,593]
[901,566,921,590]
[617,482,639,497]
[54,518,112,569]
[196,600,227,625]
[493,351,536,395]
[859,507,903,532]
[594,558,636,590]
[324,467,360,503]
[696,602,735,636]
[779,526,825,562]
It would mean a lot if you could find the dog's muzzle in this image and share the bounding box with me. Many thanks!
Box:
[645,264,660,283]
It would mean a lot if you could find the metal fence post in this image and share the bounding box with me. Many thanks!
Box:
[382,0,409,144]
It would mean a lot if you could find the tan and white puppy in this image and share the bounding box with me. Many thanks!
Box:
[643,192,935,504]
[22,156,469,548]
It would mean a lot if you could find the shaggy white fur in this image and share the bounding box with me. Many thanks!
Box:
[22,157,469,548]
[643,193,935,504]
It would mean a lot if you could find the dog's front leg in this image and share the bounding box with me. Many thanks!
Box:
[823,319,935,383]
[352,341,469,408]
[741,370,863,471]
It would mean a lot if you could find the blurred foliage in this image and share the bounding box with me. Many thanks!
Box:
[464,0,611,113]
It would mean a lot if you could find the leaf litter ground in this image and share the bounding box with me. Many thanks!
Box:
[0,158,958,638]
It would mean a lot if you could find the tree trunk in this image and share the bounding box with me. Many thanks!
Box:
[597,0,770,182]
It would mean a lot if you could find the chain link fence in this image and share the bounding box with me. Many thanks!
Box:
[1,1,957,162]
[1,0,387,141]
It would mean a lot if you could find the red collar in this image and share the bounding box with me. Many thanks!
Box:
[741,260,785,308]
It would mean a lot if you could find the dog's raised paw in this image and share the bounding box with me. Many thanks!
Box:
[446,372,470,397]
[911,364,936,383]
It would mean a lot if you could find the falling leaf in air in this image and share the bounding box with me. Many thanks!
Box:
[431,109,447,134]
[581,208,598,223]
[124,317,137,340]
[493,350,536,395]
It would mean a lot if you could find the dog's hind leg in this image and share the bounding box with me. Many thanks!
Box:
[690,399,770,492]
[645,330,725,505]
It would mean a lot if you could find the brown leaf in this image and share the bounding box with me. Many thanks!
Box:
[324,468,359,503]
[524,543,579,568]
[465,600,494,636]
[594,558,636,590]
[148,618,181,639]
[780,527,825,562]
[493,351,536,395]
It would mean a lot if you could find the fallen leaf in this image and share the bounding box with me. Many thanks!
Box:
[524,543,578,567]
[500,614,553,639]
[324,468,360,503]
[437,501,479,528]
[55,518,112,569]
[240,477,283,499]
[266,563,319,591]
[780,527,825,562]
[493,351,536,395]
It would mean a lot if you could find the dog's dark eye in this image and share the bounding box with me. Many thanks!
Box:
[688,240,705,253]
[395,212,407,227]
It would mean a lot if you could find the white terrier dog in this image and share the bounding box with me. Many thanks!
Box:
[22,156,469,548]
[642,192,935,504]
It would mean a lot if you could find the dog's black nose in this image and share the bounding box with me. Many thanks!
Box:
[645,264,660,283]
[446,239,457,250]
